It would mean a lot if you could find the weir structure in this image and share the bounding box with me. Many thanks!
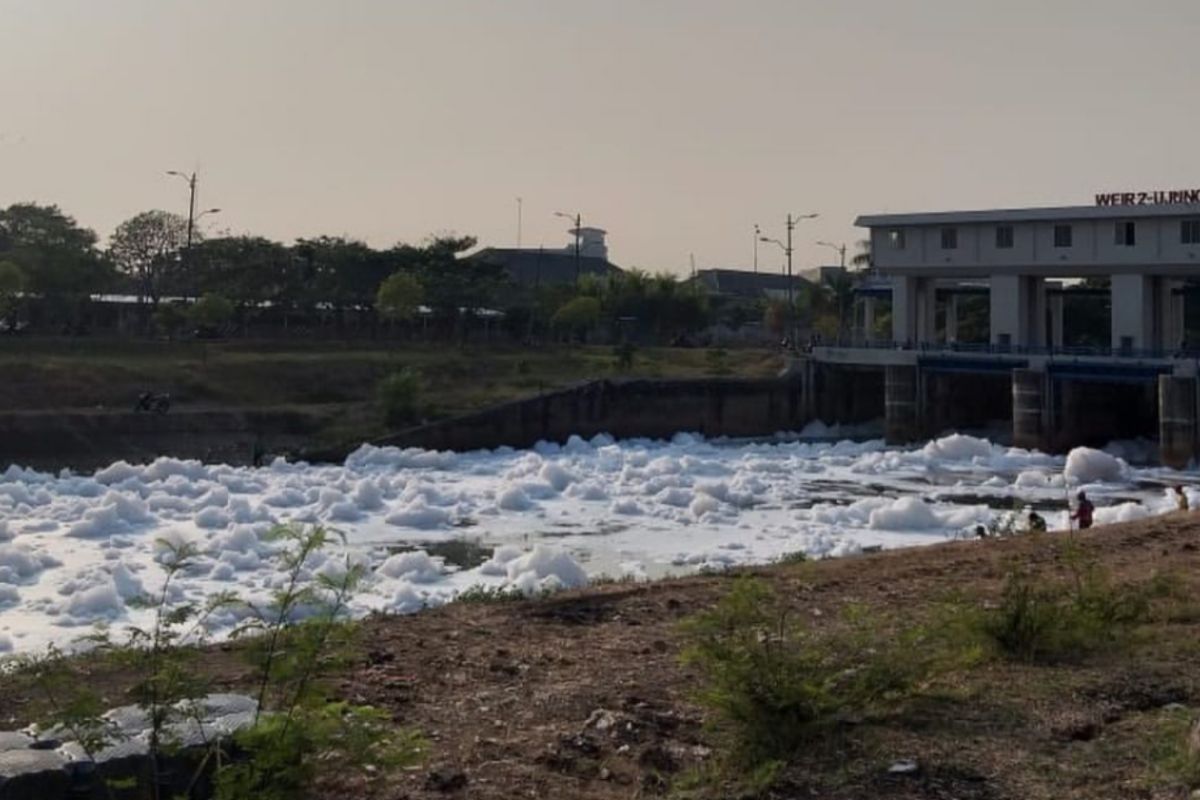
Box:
[814,200,1200,466]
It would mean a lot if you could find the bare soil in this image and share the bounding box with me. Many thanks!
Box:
[4,514,1200,799]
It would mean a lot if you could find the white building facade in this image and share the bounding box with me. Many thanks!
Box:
[858,201,1200,353]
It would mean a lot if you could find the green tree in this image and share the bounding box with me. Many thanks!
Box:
[850,238,872,269]
[0,260,26,329]
[108,210,189,307]
[551,295,601,340]
[376,272,424,322]
[153,302,188,340]
[189,292,234,332]
[0,203,111,330]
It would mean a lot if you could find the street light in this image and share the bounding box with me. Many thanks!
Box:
[753,223,761,274]
[167,170,220,298]
[554,210,582,284]
[760,212,819,346]
[815,240,846,269]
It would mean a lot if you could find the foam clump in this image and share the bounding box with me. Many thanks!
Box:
[868,497,943,530]
[1064,447,1128,484]
[376,550,444,583]
[505,546,588,595]
[922,434,994,462]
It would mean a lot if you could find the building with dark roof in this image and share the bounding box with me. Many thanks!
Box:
[465,225,623,287]
[466,247,622,287]
[692,268,814,300]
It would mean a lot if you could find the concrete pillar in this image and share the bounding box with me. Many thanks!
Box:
[1111,274,1152,352]
[1028,278,1047,349]
[945,294,959,343]
[1158,375,1197,469]
[1049,293,1065,350]
[892,277,916,346]
[1012,369,1047,451]
[885,365,920,445]
[1159,280,1184,352]
[990,274,1029,347]
[862,296,877,344]
[916,279,937,346]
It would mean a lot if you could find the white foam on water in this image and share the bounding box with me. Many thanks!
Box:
[0,434,1188,653]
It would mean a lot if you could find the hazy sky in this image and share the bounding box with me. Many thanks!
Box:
[2,1,1198,274]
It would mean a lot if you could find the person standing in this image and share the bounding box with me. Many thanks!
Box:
[1071,491,1095,530]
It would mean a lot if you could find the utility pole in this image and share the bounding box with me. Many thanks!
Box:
[761,212,818,347]
[167,170,219,298]
[753,224,760,274]
[817,240,847,269]
[554,211,583,284]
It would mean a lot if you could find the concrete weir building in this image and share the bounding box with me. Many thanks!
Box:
[809,196,1200,466]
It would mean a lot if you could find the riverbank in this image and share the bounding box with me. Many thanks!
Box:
[1,514,1198,799]
[0,340,783,469]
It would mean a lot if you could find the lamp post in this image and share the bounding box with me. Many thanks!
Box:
[815,240,846,269]
[760,212,818,346]
[166,170,219,298]
[554,211,582,284]
[753,224,761,274]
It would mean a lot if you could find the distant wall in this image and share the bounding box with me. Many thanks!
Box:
[377,377,813,452]
[0,409,327,471]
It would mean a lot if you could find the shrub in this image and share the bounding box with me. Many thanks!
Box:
[613,341,637,371]
[12,525,424,800]
[681,578,958,775]
[378,368,422,427]
[977,547,1160,663]
[190,292,235,331]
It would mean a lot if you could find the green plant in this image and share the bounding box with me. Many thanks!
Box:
[455,584,525,604]
[377,367,422,427]
[376,272,424,322]
[705,348,730,376]
[1148,706,1200,790]
[976,547,1159,664]
[220,524,424,799]
[613,341,637,371]
[775,550,808,565]
[10,525,423,800]
[681,578,957,778]
[189,292,235,331]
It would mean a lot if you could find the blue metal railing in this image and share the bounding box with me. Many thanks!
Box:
[811,338,1196,361]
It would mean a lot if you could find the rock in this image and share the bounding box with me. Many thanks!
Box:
[598,766,612,781]
[0,732,32,753]
[0,748,71,798]
[425,767,468,792]
[585,709,618,732]
[637,744,679,774]
[887,758,920,775]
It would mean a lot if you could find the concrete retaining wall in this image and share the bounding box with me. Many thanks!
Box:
[377,377,811,452]
[0,409,328,471]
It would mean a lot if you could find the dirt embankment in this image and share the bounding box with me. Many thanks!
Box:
[4,515,1200,799]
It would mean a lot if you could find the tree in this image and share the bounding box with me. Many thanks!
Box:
[0,260,25,329]
[376,272,424,322]
[108,210,190,307]
[0,203,111,330]
[551,296,601,340]
[153,302,188,340]
[189,292,235,332]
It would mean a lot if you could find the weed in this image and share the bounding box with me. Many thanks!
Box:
[1147,706,1200,790]
[975,545,1163,664]
[776,550,809,565]
[377,367,422,427]
[680,578,961,779]
[455,584,526,604]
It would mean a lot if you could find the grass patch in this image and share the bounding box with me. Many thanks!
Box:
[680,577,971,786]
[972,545,1177,664]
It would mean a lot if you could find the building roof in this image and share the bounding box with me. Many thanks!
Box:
[693,268,813,297]
[466,248,623,286]
[856,202,1200,228]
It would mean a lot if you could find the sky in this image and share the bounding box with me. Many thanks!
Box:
[1,0,1198,275]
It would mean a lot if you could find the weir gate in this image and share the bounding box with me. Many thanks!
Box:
[822,198,1200,467]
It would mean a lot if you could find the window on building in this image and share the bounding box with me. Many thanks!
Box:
[995,225,1014,249]
[1182,219,1200,245]
[1114,221,1136,247]
[888,228,906,249]
[940,227,958,250]
[1053,224,1073,248]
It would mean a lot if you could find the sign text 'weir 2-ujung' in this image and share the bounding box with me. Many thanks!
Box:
[1095,190,1200,206]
